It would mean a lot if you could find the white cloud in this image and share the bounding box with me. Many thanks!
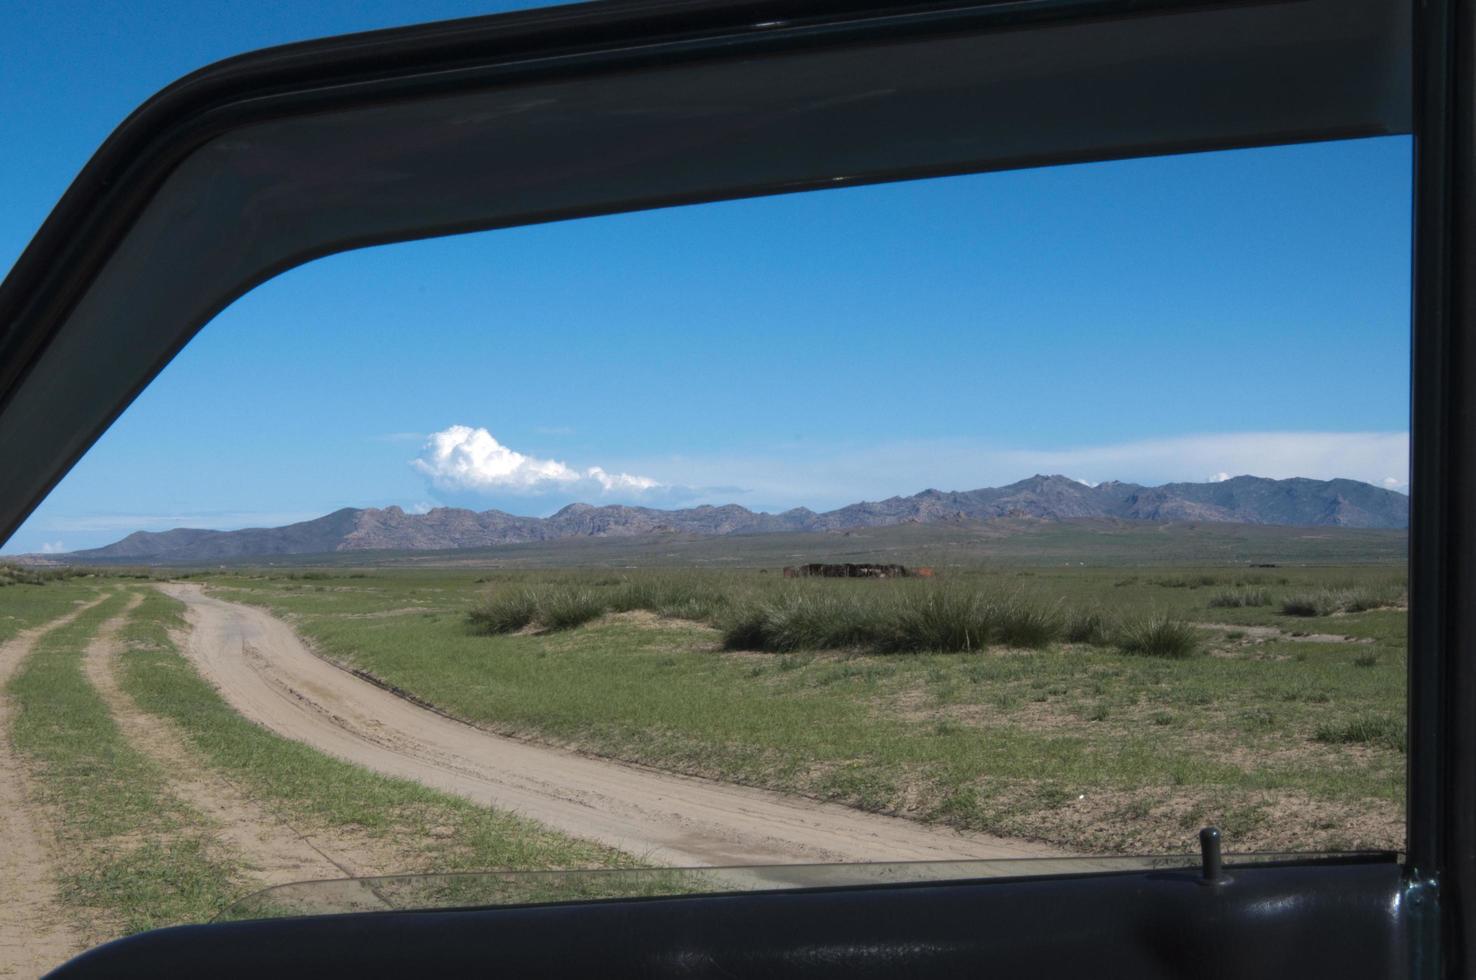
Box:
[39,541,65,554]
[413,425,661,497]
[1209,472,1232,483]
[585,466,659,493]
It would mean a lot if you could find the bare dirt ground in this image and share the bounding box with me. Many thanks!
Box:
[0,596,104,979]
[161,584,1077,876]
[1192,622,1375,645]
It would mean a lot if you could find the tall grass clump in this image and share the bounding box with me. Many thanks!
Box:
[883,588,1061,652]
[992,597,1062,649]
[723,586,1063,654]
[607,576,731,622]
[877,588,993,653]
[1064,608,1113,646]
[719,603,774,651]
[736,592,882,652]
[1282,585,1406,617]
[1115,615,1200,659]
[1281,592,1337,617]
[537,587,608,632]
[468,590,540,635]
[1313,714,1406,752]
[1341,585,1407,612]
[1208,587,1271,608]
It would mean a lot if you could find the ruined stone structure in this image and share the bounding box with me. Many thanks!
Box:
[781,563,923,579]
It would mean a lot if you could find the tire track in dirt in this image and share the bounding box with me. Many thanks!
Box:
[80,592,386,901]
[163,584,1085,880]
[0,594,107,980]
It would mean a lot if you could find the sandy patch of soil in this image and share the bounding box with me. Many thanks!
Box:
[1193,622,1375,645]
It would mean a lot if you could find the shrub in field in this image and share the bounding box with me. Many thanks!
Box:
[724,586,1063,654]
[762,592,883,652]
[992,598,1061,649]
[719,604,773,651]
[1341,585,1406,613]
[537,588,609,632]
[467,590,539,634]
[1154,573,1222,590]
[1282,586,1406,617]
[1281,592,1337,617]
[1208,588,1271,608]
[0,563,94,587]
[719,593,831,652]
[608,576,731,622]
[1064,608,1112,646]
[1314,714,1405,752]
[1115,616,1200,659]
[878,588,993,653]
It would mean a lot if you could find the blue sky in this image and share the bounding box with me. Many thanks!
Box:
[1,4,1412,554]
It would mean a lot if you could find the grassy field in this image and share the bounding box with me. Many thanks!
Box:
[202,562,1407,855]
[0,573,104,644]
[0,547,1410,939]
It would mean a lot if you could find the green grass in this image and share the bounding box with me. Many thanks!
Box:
[1282,586,1406,617]
[1063,608,1112,645]
[1313,714,1406,752]
[203,564,1408,855]
[491,576,1203,663]
[477,577,1098,655]
[0,579,99,645]
[6,590,241,937]
[1208,588,1272,608]
[607,576,731,621]
[535,587,609,632]
[0,562,96,588]
[1114,616,1201,659]
[467,588,538,634]
[119,589,626,876]
[722,591,884,652]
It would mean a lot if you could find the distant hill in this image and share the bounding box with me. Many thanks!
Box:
[186,518,1398,571]
[64,475,1408,563]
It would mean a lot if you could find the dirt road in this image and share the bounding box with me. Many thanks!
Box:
[162,584,1070,875]
[0,597,102,978]
[81,596,378,892]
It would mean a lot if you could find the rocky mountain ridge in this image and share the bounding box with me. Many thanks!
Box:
[68,474,1410,561]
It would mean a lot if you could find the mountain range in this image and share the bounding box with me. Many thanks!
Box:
[63,475,1410,562]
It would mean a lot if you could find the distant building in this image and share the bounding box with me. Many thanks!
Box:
[781,563,930,579]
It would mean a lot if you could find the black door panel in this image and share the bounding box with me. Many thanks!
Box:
[50,860,1407,979]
